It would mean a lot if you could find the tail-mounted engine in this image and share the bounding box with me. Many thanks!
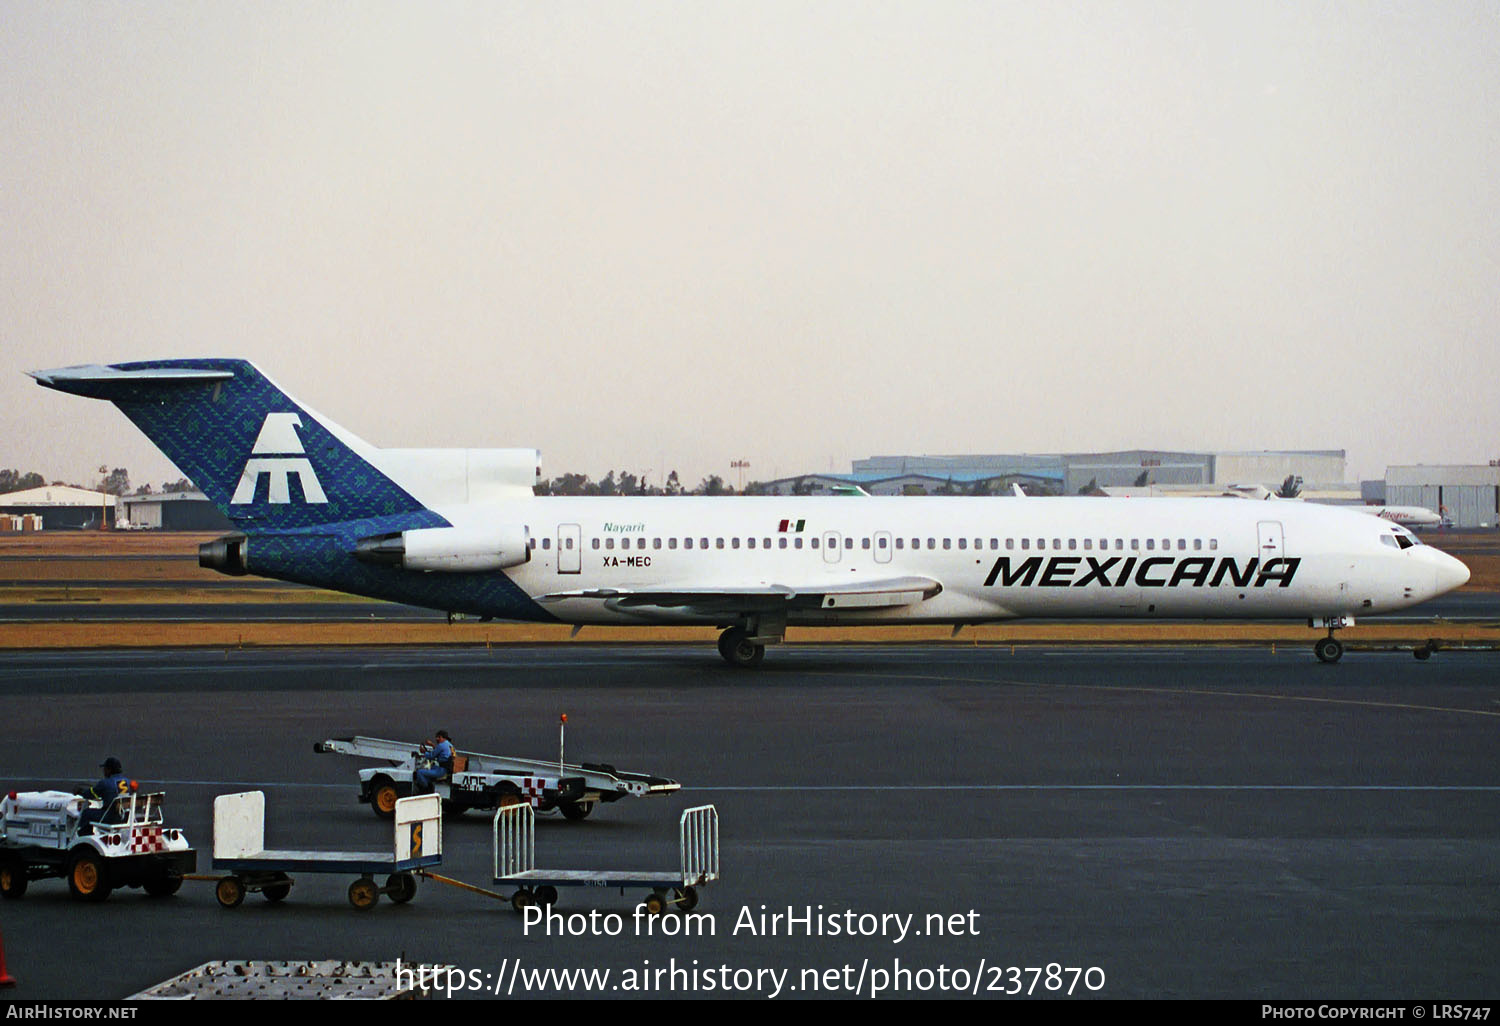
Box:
[199,534,249,576]
[353,524,531,573]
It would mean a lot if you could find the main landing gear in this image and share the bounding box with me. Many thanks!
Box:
[717,627,765,668]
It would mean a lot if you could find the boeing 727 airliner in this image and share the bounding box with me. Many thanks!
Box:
[30,360,1470,665]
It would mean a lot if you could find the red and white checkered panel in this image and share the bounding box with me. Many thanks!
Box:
[127,824,167,854]
[518,778,554,807]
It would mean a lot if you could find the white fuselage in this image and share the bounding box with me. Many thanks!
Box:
[433,496,1468,626]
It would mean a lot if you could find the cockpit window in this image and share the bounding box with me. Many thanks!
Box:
[1385,529,1419,550]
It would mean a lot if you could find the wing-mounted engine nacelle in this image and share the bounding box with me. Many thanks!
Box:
[353,525,531,573]
[199,534,249,576]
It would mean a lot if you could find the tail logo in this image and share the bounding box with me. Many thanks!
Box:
[229,413,328,505]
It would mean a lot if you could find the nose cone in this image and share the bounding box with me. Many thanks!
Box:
[1433,550,1470,596]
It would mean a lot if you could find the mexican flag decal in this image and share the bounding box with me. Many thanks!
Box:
[778,519,806,532]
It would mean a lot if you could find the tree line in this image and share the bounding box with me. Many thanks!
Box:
[0,468,192,497]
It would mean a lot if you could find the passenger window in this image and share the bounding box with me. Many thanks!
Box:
[1193,539,1202,551]
[1021,538,1030,550]
[957,538,967,550]
[1209,539,1217,551]
[652,538,661,549]
[716,538,725,549]
[733,538,741,549]
[943,538,951,550]
[779,538,787,549]
[1006,538,1015,550]
[862,538,871,550]
[1145,539,1154,551]
[811,538,819,549]
[895,538,904,550]
[592,539,600,550]
[927,538,936,549]
[669,538,678,550]
[878,537,887,549]
[700,537,708,549]
[1083,539,1092,550]
[565,538,574,550]
[795,538,804,549]
[529,537,536,550]
[1068,539,1077,551]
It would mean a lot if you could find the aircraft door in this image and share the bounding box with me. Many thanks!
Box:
[558,524,581,574]
[1257,521,1284,561]
[823,530,842,563]
[874,531,892,564]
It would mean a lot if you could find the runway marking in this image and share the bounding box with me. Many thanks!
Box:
[3,778,1488,794]
[798,669,1500,721]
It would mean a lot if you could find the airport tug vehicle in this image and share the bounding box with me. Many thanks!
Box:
[314,725,680,821]
[211,790,441,911]
[0,789,195,902]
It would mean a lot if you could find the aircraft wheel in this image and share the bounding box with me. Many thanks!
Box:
[348,877,380,910]
[215,876,246,909]
[67,850,111,902]
[370,778,400,819]
[717,627,765,668]
[1314,637,1343,664]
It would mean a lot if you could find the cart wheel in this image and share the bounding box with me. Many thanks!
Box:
[511,889,534,913]
[262,875,292,903]
[67,850,111,902]
[642,892,667,916]
[143,873,183,898]
[370,778,400,819]
[215,875,246,909]
[559,801,594,821]
[349,877,380,910]
[0,856,27,900]
[535,885,558,907]
[676,886,698,912]
[387,873,418,903]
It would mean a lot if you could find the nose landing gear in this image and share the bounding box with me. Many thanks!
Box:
[1310,616,1354,664]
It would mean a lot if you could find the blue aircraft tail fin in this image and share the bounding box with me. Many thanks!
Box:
[30,359,427,530]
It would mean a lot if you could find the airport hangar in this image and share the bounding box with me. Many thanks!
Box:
[758,450,1350,497]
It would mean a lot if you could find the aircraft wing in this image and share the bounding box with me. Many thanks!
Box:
[535,576,942,614]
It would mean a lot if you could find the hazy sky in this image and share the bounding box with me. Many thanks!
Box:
[4,3,1497,491]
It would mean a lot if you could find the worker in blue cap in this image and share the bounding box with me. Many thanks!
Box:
[78,757,133,833]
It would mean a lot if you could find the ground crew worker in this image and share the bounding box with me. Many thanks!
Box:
[413,731,454,794]
[79,757,133,832]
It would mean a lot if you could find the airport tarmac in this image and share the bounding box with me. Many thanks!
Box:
[1,644,1497,1000]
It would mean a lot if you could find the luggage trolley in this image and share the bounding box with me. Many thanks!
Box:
[494,803,718,915]
[211,791,441,910]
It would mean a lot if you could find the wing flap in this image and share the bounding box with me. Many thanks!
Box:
[536,576,941,614]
